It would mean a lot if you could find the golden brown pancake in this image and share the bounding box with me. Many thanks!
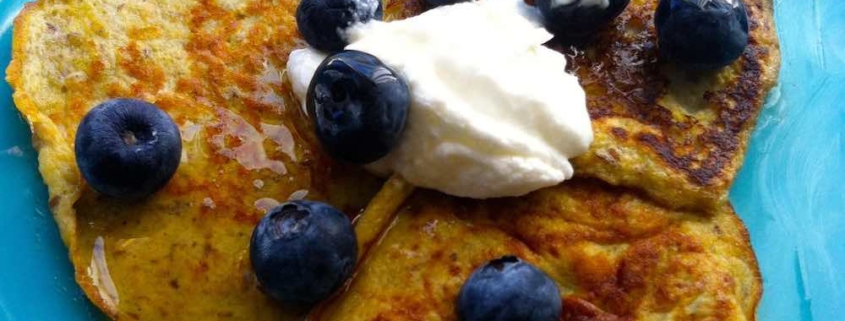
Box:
[8,0,381,319]
[316,179,761,321]
[565,0,779,210]
[6,0,777,319]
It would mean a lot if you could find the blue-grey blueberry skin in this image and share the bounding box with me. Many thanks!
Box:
[655,0,749,69]
[536,0,631,44]
[306,50,410,164]
[296,0,383,53]
[74,98,182,199]
[457,256,563,321]
[249,200,358,307]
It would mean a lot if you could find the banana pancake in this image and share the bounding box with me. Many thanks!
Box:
[6,0,777,320]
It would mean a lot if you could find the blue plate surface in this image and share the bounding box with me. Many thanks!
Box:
[0,0,842,320]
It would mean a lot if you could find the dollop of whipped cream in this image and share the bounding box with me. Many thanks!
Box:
[287,0,593,198]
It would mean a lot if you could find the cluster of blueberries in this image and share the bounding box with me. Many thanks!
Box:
[71,1,750,320]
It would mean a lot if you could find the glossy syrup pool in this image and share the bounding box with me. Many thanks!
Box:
[0,1,843,320]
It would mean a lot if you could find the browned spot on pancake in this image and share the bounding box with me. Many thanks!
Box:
[448,264,461,277]
[569,249,627,308]
[234,210,260,225]
[562,297,629,321]
[118,42,165,93]
[385,0,427,20]
[431,249,444,261]
[242,97,274,115]
[128,26,161,40]
[635,133,696,180]
[380,296,428,321]
[197,260,210,273]
[565,0,772,187]
[87,59,105,85]
[49,196,60,208]
[610,127,628,140]
[577,231,708,315]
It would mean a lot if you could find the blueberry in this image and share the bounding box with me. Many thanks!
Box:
[536,0,630,43]
[250,200,358,306]
[296,0,383,52]
[424,0,469,8]
[655,0,749,69]
[74,98,181,199]
[457,256,562,321]
[306,50,410,164]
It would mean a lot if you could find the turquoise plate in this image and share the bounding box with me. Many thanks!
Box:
[0,1,842,320]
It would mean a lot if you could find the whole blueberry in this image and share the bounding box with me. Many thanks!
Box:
[306,50,410,164]
[457,256,562,321]
[536,0,630,44]
[655,0,749,69]
[250,200,358,306]
[296,0,383,52]
[74,98,181,199]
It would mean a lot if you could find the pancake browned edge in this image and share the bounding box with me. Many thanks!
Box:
[568,0,780,210]
[7,0,777,320]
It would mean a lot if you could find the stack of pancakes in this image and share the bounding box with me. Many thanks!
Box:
[6,0,778,319]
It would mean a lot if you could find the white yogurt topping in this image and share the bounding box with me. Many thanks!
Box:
[287,48,327,115]
[287,0,593,198]
[551,0,610,8]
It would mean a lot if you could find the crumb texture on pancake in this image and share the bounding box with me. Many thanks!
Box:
[315,180,761,321]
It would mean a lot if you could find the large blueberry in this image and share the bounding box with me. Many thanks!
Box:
[457,256,562,321]
[74,98,181,199]
[306,50,410,164]
[296,0,383,52]
[250,200,358,307]
[536,0,630,44]
[655,0,749,69]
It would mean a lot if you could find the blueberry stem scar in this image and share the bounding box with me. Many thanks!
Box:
[122,131,137,145]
